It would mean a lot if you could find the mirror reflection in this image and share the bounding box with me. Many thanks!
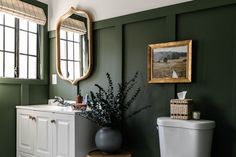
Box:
[56,7,92,85]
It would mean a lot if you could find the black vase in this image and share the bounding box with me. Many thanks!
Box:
[95,127,122,153]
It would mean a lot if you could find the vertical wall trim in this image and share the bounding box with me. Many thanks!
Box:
[166,14,176,41]
[166,14,178,98]
[21,84,29,105]
[115,25,124,83]
[232,14,236,155]
[230,13,236,157]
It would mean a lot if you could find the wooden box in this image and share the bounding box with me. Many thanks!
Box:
[170,99,193,120]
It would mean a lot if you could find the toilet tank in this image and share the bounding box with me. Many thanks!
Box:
[157,117,215,157]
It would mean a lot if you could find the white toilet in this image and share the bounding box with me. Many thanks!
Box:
[157,117,215,157]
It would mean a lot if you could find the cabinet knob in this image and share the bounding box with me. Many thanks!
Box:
[29,115,32,119]
[31,117,36,121]
[51,120,56,123]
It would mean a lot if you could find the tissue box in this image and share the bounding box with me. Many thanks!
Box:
[170,99,193,120]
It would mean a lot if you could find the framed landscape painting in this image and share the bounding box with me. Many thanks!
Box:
[148,40,192,83]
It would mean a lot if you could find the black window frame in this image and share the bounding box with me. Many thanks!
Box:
[0,13,40,79]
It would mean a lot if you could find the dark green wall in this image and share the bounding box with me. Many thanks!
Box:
[49,32,77,100]
[0,1,49,157]
[49,0,236,157]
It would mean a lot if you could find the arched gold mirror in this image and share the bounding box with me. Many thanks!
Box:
[56,7,92,85]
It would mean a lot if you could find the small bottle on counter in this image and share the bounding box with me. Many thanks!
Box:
[73,92,88,110]
[83,94,89,104]
[76,95,83,104]
[192,111,201,120]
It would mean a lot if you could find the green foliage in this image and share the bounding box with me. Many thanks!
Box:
[79,72,141,128]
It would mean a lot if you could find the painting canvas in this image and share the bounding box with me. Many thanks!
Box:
[148,40,192,83]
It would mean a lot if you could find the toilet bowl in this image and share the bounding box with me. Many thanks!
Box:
[157,117,215,157]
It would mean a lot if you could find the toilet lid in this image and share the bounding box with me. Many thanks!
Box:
[157,117,215,130]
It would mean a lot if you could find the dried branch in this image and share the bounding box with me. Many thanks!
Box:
[78,72,146,128]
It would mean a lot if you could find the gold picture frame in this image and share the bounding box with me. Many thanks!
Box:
[148,40,192,83]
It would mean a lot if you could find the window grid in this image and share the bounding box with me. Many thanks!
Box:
[18,21,38,79]
[60,31,80,80]
[0,13,39,79]
[15,18,19,78]
[0,14,16,77]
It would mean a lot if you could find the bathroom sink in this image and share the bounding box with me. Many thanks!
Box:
[16,99,78,114]
[31,105,73,111]
[16,105,75,113]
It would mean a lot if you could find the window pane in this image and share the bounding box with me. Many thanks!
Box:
[60,30,66,39]
[29,33,37,55]
[29,56,37,79]
[19,55,28,78]
[0,13,3,24]
[19,19,28,30]
[83,52,89,72]
[60,40,66,59]
[67,31,73,41]
[19,31,28,54]
[29,21,37,33]
[74,33,80,42]
[74,43,80,61]
[5,14,15,27]
[0,51,3,77]
[5,52,14,77]
[83,36,86,51]
[68,42,73,60]
[68,61,74,80]
[60,60,67,77]
[0,26,3,50]
[5,27,15,52]
[74,61,80,78]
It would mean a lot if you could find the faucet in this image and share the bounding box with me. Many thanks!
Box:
[53,96,72,107]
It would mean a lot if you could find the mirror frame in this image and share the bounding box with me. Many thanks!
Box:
[56,7,93,85]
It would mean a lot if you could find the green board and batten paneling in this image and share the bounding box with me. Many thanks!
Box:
[0,0,49,157]
[50,0,236,157]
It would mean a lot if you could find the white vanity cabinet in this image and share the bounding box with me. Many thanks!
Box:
[16,106,97,157]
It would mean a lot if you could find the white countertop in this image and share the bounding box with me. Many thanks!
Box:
[16,104,82,115]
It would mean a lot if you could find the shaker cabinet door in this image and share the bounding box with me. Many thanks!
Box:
[34,111,53,157]
[52,114,75,157]
[17,110,34,154]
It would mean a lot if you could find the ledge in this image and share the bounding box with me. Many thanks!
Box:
[0,77,48,85]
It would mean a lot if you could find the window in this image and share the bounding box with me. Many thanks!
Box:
[60,30,85,80]
[0,12,39,79]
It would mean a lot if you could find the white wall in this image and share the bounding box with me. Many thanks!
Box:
[38,0,192,31]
